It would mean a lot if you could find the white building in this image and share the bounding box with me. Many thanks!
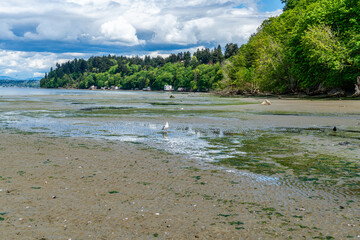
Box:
[164,85,173,91]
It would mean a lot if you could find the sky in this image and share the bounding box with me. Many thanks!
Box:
[0,0,283,79]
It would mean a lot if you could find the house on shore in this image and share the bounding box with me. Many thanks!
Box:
[164,85,173,91]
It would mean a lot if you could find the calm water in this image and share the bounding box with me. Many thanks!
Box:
[0,87,359,203]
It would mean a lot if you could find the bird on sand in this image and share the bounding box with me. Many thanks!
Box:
[162,122,169,131]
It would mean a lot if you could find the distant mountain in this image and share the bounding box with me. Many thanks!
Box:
[0,76,17,80]
[25,76,43,81]
[0,76,43,81]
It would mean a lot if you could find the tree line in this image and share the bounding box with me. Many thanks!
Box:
[40,44,239,91]
[222,0,360,95]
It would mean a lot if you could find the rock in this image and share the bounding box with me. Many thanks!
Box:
[327,88,345,97]
[261,99,271,105]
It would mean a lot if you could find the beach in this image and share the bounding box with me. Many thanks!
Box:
[0,131,359,239]
[0,89,359,239]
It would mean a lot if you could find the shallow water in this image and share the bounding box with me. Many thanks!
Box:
[0,88,359,204]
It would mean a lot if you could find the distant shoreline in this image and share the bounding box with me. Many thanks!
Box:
[0,80,40,88]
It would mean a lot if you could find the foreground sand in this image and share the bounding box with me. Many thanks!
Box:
[0,132,359,240]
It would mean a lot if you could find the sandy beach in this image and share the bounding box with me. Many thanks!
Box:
[0,131,358,239]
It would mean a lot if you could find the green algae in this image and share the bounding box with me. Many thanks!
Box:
[210,129,360,195]
[76,107,232,117]
[108,191,119,194]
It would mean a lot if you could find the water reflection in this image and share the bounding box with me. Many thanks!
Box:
[162,132,168,139]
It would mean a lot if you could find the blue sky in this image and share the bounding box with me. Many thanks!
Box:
[0,0,283,79]
[260,0,284,12]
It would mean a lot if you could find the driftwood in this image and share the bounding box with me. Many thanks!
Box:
[353,76,360,97]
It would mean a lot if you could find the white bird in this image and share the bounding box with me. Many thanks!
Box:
[162,122,169,131]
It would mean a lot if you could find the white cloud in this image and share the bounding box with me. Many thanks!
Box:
[0,0,281,46]
[0,0,284,78]
[5,69,19,75]
[147,51,170,59]
[0,23,17,39]
[0,49,87,79]
[33,72,45,77]
[100,17,143,45]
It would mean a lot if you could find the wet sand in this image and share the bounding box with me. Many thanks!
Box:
[0,131,359,239]
[0,91,359,239]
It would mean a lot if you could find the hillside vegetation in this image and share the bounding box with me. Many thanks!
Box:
[222,0,360,95]
[41,0,360,95]
[40,45,238,91]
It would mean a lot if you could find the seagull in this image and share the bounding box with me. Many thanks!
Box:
[162,122,169,131]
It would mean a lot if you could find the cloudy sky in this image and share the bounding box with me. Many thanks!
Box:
[0,0,283,79]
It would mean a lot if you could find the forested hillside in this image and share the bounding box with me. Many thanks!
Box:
[222,0,360,95]
[40,44,238,91]
[41,0,359,95]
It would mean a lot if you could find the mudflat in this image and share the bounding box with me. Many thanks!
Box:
[0,131,358,239]
[0,90,359,239]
